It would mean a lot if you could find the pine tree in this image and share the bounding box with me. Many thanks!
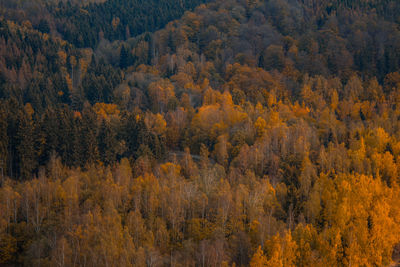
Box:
[120,46,129,69]
[98,120,118,165]
[15,105,37,179]
[0,104,8,182]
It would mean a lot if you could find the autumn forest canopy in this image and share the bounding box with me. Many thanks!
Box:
[1,0,400,266]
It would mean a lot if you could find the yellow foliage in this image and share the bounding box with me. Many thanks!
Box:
[65,73,73,91]
[265,231,297,267]
[250,246,268,267]
[0,233,17,263]
[112,17,120,30]
[136,64,160,75]
[160,162,181,177]
[254,117,267,137]
[148,79,175,112]
[24,103,34,118]
[73,111,82,119]
[319,173,400,266]
[291,102,310,118]
[93,103,120,120]
[144,113,167,136]
[58,50,67,65]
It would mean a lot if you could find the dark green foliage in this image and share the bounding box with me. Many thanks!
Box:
[119,45,129,69]
[0,19,76,110]
[15,109,36,179]
[82,61,123,104]
[122,114,166,161]
[98,120,118,165]
[37,19,50,34]
[0,103,8,179]
[0,103,168,178]
[50,0,212,48]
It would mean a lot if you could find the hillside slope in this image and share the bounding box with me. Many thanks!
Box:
[1,0,400,266]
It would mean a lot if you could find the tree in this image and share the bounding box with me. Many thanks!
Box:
[148,79,175,113]
[0,233,17,264]
[254,117,266,137]
[37,19,50,34]
[214,134,230,168]
[262,45,285,71]
[16,105,37,179]
[119,45,129,69]
[265,231,298,267]
[98,119,119,166]
[0,105,8,182]
[250,246,268,267]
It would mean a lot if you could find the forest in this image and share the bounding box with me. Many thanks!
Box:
[1,0,400,266]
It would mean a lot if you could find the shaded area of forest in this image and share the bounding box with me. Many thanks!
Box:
[0,0,213,48]
[1,0,400,266]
